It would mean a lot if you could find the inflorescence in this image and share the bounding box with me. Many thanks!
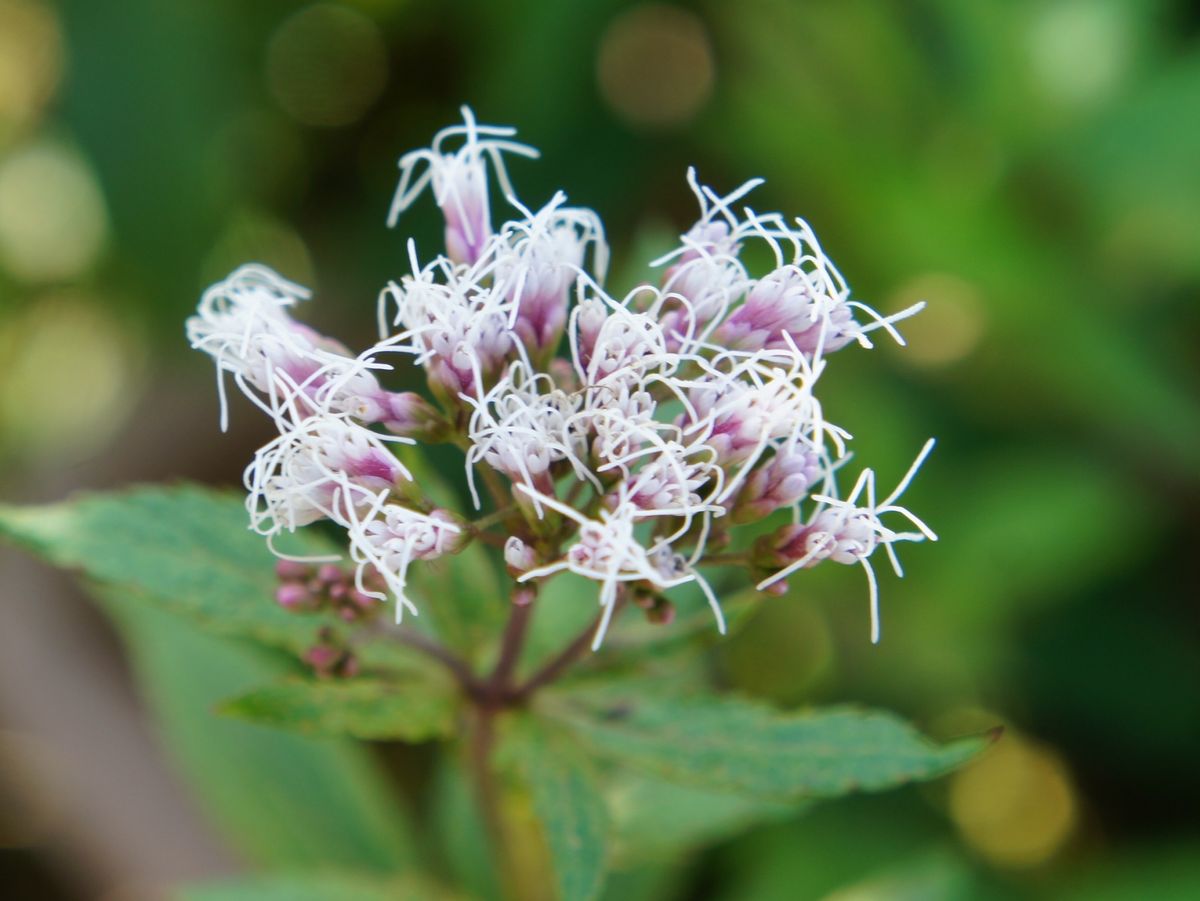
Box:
[187,107,936,649]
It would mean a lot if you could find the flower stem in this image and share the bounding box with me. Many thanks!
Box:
[360,621,482,695]
[511,595,625,701]
[472,504,518,531]
[488,587,536,697]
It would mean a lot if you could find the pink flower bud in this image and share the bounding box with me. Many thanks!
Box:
[715,267,858,356]
[733,447,821,522]
[275,560,313,580]
[504,536,537,575]
[317,563,343,584]
[376,392,447,441]
[275,582,313,610]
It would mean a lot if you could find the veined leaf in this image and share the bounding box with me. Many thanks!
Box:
[605,772,796,864]
[541,681,989,800]
[0,485,331,653]
[100,586,416,871]
[507,717,610,901]
[221,676,459,742]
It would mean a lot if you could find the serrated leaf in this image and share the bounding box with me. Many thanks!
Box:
[178,871,462,901]
[606,772,797,864]
[0,485,331,653]
[98,586,416,871]
[221,676,459,742]
[541,681,988,800]
[508,717,609,901]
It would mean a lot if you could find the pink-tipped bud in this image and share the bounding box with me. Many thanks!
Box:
[303,629,358,678]
[733,447,821,523]
[504,536,537,576]
[439,157,492,266]
[715,267,858,356]
[756,508,877,571]
[631,589,657,610]
[275,560,313,580]
[275,582,314,610]
[376,391,448,442]
[347,589,378,612]
[317,564,343,584]
[573,299,608,373]
[303,644,341,675]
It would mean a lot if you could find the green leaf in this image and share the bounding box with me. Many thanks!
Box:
[97,585,417,871]
[508,717,609,901]
[429,754,499,901]
[541,681,989,800]
[221,676,459,742]
[606,772,797,864]
[0,485,332,653]
[178,871,463,901]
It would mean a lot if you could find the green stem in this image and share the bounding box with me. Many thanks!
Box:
[472,504,518,531]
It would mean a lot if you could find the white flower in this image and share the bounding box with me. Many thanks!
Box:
[192,109,937,646]
[504,536,537,574]
[388,106,540,265]
[347,503,464,621]
[463,361,587,512]
[571,292,670,387]
[188,264,396,430]
[515,488,725,648]
[649,170,756,352]
[244,412,412,545]
[492,192,608,359]
[713,211,924,359]
[378,243,516,401]
[758,439,938,643]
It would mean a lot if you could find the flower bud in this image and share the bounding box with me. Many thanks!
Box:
[715,266,858,357]
[645,595,675,625]
[275,559,313,581]
[317,563,344,584]
[275,582,314,610]
[504,536,537,576]
[377,391,449,442]
[732,447,821,522]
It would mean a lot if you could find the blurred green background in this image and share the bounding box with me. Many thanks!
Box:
[1,0,1198,898]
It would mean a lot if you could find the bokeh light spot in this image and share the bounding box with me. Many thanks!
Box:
[1028,1,1129,109]
[0,294,143,467]
[202,208,315,288]
[205,109,310,206]
[265,3,388,128]
[0,138,109,283]
[888,273,986,368]
[0,0,63,138]
[719,597,833,704]
[950,732,1078,868]
[597,4,715,129]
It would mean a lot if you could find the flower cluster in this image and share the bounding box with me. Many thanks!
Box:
[187,108,935,646]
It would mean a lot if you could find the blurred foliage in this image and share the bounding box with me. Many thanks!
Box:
[1,0,1198,898]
